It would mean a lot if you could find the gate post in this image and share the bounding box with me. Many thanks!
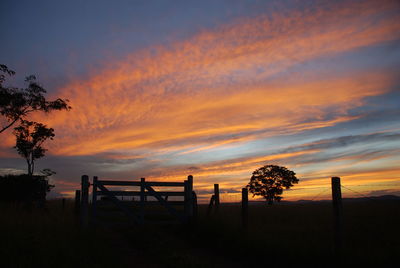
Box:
[331,176,343,259]
[91,176,98,226]
[188,175,193,220]
[184,175,194,223]
[80,175,89,228]
[184,181,189,221]
[140,178,145,224]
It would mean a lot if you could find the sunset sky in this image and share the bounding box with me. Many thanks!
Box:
[1,0,400,202]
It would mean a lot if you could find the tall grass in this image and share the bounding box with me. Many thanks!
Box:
[0,200,127,268]
[1,199,398,267]
[191,200,400,267]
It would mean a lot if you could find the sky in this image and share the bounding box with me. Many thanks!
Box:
[1,0,400,202]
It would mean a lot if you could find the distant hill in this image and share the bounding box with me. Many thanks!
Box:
[344,195,400,201]
[238,195,400,205]
[292,195,400,204]
[214,195,400,205]
[371,195,400,200]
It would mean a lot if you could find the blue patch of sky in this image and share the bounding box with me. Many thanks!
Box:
[170,104,400,167]
[158,72,400,167]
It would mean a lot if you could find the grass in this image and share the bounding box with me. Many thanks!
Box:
[192,200,400,267]
[1,199,399,267]
[0,200,129,268]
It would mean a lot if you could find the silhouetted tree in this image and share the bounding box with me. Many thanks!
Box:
[13,120,55,176]
[0,64,71,133]
[247,165,299,205]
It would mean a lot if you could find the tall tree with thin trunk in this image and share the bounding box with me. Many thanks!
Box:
[0,64,70,134]
[13,120,55,176]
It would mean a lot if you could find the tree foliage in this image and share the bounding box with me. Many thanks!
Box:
[0,64,71,133]
[13,120,55,176]
[247,165,299,205]
[0,64,71,176]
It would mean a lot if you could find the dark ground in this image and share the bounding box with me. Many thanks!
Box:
[1,199,399,267]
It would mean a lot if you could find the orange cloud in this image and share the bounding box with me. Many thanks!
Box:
[38,69,393,158]
[32,0,398,157]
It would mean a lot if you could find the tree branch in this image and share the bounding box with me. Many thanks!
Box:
[0,117,20,133]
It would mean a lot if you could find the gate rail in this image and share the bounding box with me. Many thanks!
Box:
[79,175,195,227]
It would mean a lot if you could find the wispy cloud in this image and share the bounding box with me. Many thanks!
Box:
[37,0,399,155]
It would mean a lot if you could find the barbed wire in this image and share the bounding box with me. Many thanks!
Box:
[289,186,331,191]
[340,184,399,187]
[340,185,381,203]
[215,182,399,203]
[310,187,331,201]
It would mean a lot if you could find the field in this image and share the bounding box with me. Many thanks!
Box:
[1,199,399,267]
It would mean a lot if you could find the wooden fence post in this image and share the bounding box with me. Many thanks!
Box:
[140,178,145,224]
[331,176,343,259]
[242,188,248,230]
[214,184,220,211]
[80,175,89,228]
[184,178,193,223]
[92,176,98,226]
[74,190,81,215]
[192,191,198,223]
[187,175,193,221]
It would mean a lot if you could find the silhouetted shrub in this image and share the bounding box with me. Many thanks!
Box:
[0,174,54,203]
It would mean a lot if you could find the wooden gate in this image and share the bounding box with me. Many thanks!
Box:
[80,175,196,226]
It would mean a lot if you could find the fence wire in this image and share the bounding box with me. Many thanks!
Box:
[211,182,399,204]
[340,185,383,203]
[310,187,331,201]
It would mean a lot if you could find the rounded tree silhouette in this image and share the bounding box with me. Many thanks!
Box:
[247,165,299,205]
